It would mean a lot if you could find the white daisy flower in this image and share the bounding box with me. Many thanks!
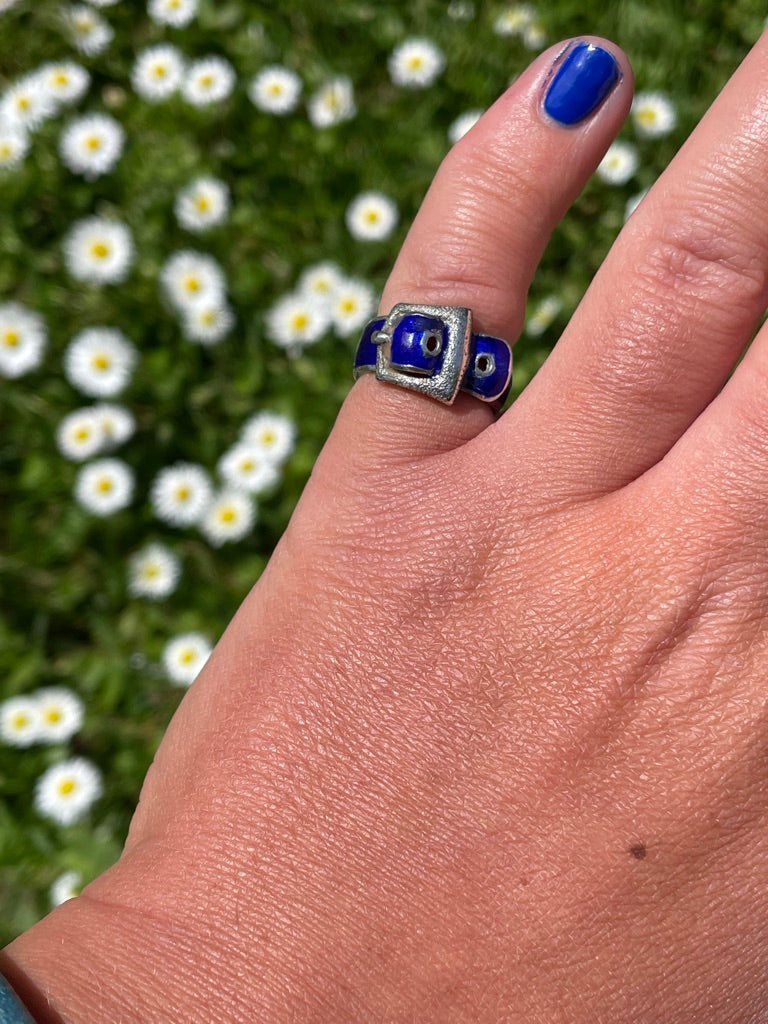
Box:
[0,76,56,132]
[0,302,46,379]
[150,462,213,526]
[65,5,114,57]
[50,870,82,907]
[181,299,235,345]
[632,91,677,139]
[34,757,103,826]
[329,278,376,336]
[131,45,185,102]
[596,141,638,185]
[0,126,29,170]
[37,62,90,107]
[162,632,212,687]
[63,217,134,284]
[240,411,296,463]
[35,688,85,744]
[448,109,482,145]
[175,177,230,232]
[64,327,137,397]
[60,113,125,179]
[181,57,236,107]
[200,489,256,547]
[522,23,547,50]
[266,292,331,352]
[56,407,104,461]
[218,444,280,495]
[493,4,536,34]
[148,0,198,28]
[307,76,356,127]
[388,38,445,88]
[345,191,399,241]
[297,261,343,306]
[525,295,562,337]
[92,402,135,447]
[128,543,181,599]
[248,66,302,115]
[75,458,134,516]
[160,250,226,310]
[0,695,40,747]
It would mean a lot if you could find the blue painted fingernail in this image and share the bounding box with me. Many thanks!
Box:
[543,42,620,126]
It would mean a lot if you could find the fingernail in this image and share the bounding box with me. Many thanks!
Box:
[543,42,620,126]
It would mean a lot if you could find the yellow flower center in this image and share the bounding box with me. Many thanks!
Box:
[200,74,214,88]
[97,477,114,492]
[184,276,201,293]
[17,96,30,111]
[55,72,70,86]
[291,313,308,331]
[341,298,356,313]
[408,56,424,71]
[175,486,190,501]
[86,135,102,150]
[195,196,211,212]
[12,712,29,729]
[0,144,12,159]
[74,427,91,441]
[45,708,62,723]
[3,330,19,347]
[201,310,216,325]
[219,507,236,523]
[91,242,110,259]
[180,649,195,663]
[92,354,110,370]
[153,64,167,78]
[638,108,658,124]
[269,82,283,96]
[240,459,254,472]
[58,779,76,796]
[143,563,159,578]
[365,209,380,223]
[261,430,275,445]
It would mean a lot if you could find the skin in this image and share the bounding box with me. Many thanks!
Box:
[5,31,768,1022]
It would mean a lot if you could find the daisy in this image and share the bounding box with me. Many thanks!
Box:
[150,462,213,526]
[160,250,226,310]
[596,141,638,185]
[0,695,40,747]
[388,38,445,88]
[181,57,236,107]
[56,407,104,461]
[0,126,29,170]
[248,66,302,115]
[175,177,230,232]
[307,76,356,127]
[148,0,198,28]
[37,62,90,107]
[265,292,331,352]
[63,217,134,284]
[200,489,256,547]
[525,295,562,337]
[92,402,135,447]
[51,871,82,907]
[448,110,482,145]
[0,302,46,378]
[64,327,137,397]
[297,261,343,306]
[218,444,280,495]
[59,113,125,179]
[632,91,677,138]
[131,45,185,102]
[65,6,114,57]
[240,411,296,463]
[182,299,235,345]
[522,23,546,49]
[75,458,134,516]
[35,688,85,744]
[493,4,536,34]
[162,632,212,687]
[34,757,103,825]
[0,76,56,132]
[329,277,376,336]
[128,543,181,599]
[345,191,399,241]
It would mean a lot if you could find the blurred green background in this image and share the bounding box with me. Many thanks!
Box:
[0,0,763,945]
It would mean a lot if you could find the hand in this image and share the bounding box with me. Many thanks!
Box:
[6,33,768,1023]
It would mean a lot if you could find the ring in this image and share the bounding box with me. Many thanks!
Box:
[352,303,513,406]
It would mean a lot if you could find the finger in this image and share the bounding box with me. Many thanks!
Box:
[327,37,633,469]
[513,33,768,500]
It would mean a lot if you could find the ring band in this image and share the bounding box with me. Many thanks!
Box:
[353,303,513,406]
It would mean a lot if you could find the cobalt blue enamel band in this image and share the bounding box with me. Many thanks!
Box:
[353,303,513,406]
[0,974,38,1023]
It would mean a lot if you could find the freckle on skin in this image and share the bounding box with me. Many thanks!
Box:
[629,842,647,860]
